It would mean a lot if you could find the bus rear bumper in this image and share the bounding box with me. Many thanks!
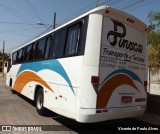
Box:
[77,105,146,123]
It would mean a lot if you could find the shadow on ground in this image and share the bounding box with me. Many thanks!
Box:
[147,94,160,115]
[16,92,159,133]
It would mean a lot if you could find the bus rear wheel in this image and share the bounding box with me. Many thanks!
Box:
[11,89,17,94]
[35,89,46,116]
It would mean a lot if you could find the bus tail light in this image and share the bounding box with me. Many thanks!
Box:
[91,76,99,93]
[91,76,99,84]
[144,81,148,91]
[144,81,147,86]
[102,109,108,113]
[96,109,108,113]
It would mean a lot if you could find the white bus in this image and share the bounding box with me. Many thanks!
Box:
[6,6,148,123]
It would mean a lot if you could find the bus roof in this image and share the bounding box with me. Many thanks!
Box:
[12,5,148,53]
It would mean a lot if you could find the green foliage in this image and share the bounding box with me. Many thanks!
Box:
[0,53,9,60]
[147,11,160,32]
[148,31,160,47]
[148,45,160,67]
[4,53,9,61]
[147,11,160,67]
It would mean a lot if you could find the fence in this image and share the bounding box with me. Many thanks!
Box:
[148,67,160,95]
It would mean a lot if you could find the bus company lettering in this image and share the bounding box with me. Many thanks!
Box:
[102,48,128,59]
[102,48,145,63]
[107,19,143,54]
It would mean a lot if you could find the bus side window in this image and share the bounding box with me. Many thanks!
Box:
[44,36,52,59]
[64,23,81,56]
[7,59,11,72]
[35,38,46,60]
[16,51,19,64]
[50,30,66,58]
[32,42,37,60]
[17,48,23,63]
[12,51,17,64]
[24,44,33,61]
[22,47,26,62]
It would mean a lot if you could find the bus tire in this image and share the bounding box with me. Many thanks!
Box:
[10,79,17,94]
[11,89,17,94]
[35,89,46,116]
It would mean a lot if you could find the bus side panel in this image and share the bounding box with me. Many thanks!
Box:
[6,64,22,89]
[49,57,83,119]
[34,57,83,119]
[79,13,103,110]
[9,57,83,120]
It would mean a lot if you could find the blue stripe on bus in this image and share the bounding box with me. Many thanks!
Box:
[17,59,75,95]
[101,69,143,86]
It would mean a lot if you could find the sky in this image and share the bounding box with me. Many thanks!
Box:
[0,0,159,53]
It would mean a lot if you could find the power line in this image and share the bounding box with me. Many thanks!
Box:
[27,0,43,22]
[1,27,47,39]
[5,26,52,52]
[57,0,98,24]
[4,0,154,53]
[5,0,115,53]
[0,38,24,42]
[6,32,34,37]
[98,0,112,6]
[24,0,41,21]
[126,0,157,12]
[97,0,108,7]
[120,0,145,10]
[0,2,30,23]
[0,27,44,34]
[0,21,52,27]
[3,0,33,23]
[0,22,35,25]
[115,0,131,9]
[24,0,47,28]
[97,0,100,7]
[108,0,122,6]
[11,0,38,24]
[57,0,122,25]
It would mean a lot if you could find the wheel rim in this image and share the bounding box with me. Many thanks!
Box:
[37,94,43,110]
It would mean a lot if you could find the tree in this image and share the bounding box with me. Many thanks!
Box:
[147,11,160,67]
[0,52,9,71]
[148,45,160,67]
[147,11,160,32]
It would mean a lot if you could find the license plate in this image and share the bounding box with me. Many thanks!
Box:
[122,96,132,103]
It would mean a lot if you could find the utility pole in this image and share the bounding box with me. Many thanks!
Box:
[96,0,100,7]
[53,12,56,29]
[2,41,5,77]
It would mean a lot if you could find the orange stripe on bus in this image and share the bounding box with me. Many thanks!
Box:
[96,74,139,108]
[13,71,53,93]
